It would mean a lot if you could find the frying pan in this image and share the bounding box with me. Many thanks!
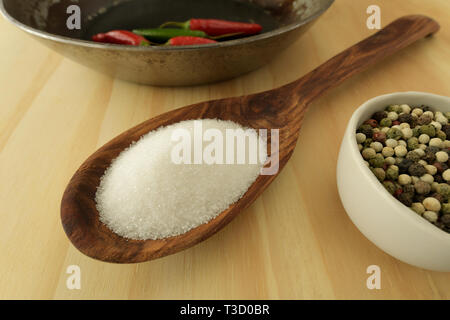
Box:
[0,0,334,86]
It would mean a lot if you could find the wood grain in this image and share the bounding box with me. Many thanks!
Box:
[1,0,450,299]
[61,15,440,264]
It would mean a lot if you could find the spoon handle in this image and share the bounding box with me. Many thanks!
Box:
[292,15,440,107]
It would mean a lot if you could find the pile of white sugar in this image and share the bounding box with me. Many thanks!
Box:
[95,119,267,240]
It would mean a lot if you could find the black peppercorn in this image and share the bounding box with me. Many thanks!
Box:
[423,150,436,163]
[358,124,373,138]
[398,159,414,174]
[414,194,427,203]
[431,193,444,203]
[398,193,413,207]
[420,105,432,112]
[442,124,450,138]
[398,113,413,124]
[408,163,427,177]
[372,111,388,123]
[442,214,450,227]
[403,184,415,195]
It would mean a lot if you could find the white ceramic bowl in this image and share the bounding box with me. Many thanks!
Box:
[337,92,450,272]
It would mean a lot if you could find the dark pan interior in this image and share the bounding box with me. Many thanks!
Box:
[3,0,331,40]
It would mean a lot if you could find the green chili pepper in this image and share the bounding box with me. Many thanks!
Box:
[132,28,207,42]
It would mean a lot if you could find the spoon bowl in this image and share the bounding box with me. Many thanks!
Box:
[61,15,440,263]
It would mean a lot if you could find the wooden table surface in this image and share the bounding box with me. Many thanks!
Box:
[1,0,450,300]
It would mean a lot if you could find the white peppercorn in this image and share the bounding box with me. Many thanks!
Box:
[382,147,395,157]
[423,197,441,212]
[420,174,434,184]
[387,111,399,121]
[431,121,442,131]
[423,111,434,119]
[436,151,449,163]
[411,202,425,215]
[394,145,408,157]
[443,169,450,182]
[436,113,448,125]
[429,138,443,148]
[400,123,410,129]
[398,174,412,185]
[418,134,430,144]
[370,142,383,152]
[423,211,438,223]
[412,108,423,117]
[425,165,438,175]
[444,140,450,148]
[418,160,428,166]
[413,148,425,157]
[356,133,366,144]
[385,139,398,148]
[400,104,411,114]
[431,182,439,192]
[398,140,407,147]
[401,128,413,139]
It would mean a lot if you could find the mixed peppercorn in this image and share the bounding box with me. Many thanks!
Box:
[357,104,450,233]
[91,18,262,46]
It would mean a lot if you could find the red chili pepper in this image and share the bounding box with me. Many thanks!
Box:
[394,188,403,198]
[92,30,149,46]
[92,33,108,43]
[161,19,263,36]
[168,36,217,46]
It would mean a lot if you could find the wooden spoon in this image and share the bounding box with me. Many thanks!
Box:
[61,15,439,263]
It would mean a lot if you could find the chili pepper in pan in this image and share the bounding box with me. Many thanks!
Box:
[92,30,149,46]
[160,19,263,36]
[168,36,218,46]
[132,28,207,43]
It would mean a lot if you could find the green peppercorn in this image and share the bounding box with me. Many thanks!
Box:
[437,130,447,141]
[407,137,419,151]
[412,127,420,137]
[441,203,450,215]
[437,184,450,199]
[369,154,385,168]
[363,138,373,148]
[445,112,450,120]
[386,128,402,140]
[372,168,386,182]
[406,151,421,162]
[357,124,373,137]
[403,184,415,195]
[386,167,399,181]
[386,105,396,112]
[419,124,436,137]
[379,118,392,127]
[383,181,396,194]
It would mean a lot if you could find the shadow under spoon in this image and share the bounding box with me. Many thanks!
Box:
[61,15,440,263]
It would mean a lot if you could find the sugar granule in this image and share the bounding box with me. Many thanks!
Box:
[95,119,267,240]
